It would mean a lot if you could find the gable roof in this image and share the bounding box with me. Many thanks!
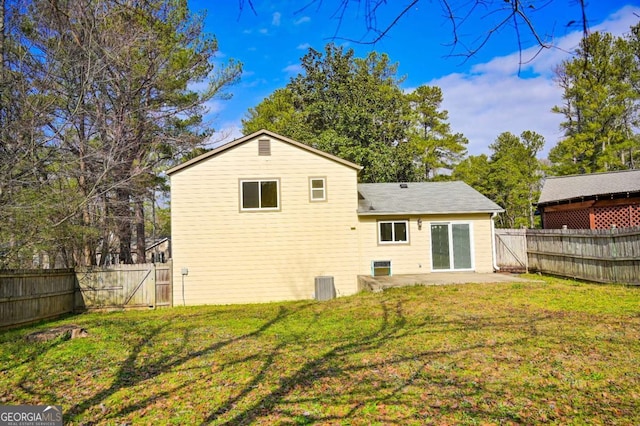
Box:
[357,181,503,215]
[166,129,362,175]
[538,170,640,205]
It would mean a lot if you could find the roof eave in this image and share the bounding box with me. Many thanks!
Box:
[357,209,504,216]
[167,129,362,175]
[538,190,640,207]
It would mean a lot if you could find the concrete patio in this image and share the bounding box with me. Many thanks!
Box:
[358,272,538,292]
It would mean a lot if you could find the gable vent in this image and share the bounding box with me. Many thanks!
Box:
[258,139,271,156]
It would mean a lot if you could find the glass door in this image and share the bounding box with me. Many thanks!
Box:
[431,223,472,270]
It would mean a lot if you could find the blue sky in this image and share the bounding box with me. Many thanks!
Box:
[189,1,640,156]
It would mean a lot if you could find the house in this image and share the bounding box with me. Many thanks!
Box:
[167,130,503,305]
[537,170,640,229]
[145,237,171,263]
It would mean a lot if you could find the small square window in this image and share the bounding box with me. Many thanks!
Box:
[378,220,409,244]
[309,177,326,202]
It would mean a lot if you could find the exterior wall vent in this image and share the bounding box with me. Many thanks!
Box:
[258,139,271,156]
[399,183,408,188]
[372,260,392,276]
[314,276,336,301]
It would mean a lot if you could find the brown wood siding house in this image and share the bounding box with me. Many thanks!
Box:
[537,170,640,229]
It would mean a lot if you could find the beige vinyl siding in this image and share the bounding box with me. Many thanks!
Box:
[171,135,360,305]
[357,213,495,275]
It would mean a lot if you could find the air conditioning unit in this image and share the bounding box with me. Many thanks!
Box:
[372,260,392,276]
[314,276,336,301]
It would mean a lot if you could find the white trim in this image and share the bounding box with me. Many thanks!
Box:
[371,260,392,276]
[491,213,500,271]
[429,221,475,271]
[240,179,280,211]
[309,177,327,202]
[378,220,409,244]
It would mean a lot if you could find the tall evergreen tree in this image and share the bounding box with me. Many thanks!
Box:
[243,44,464,183]
[1,0,240,267]
[550,26,640,174]
[406,85,467,180]
[453,131,544,228]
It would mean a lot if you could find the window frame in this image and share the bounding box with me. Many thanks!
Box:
[429,221,474,271]
[377,219,409,244]
[239,178,281,212]
[309,177,327,202]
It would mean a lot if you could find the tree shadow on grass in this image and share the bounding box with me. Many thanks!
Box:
[17,304,309,423]
[201,300,557,425]
[13,296,564,424]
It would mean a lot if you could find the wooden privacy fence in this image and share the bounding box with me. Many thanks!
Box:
[0,269,75,329]
[495,227,640,285]
[75,262,172,310]
[0,263,172,329]
[526,227,640,285]
[494,229,528,272]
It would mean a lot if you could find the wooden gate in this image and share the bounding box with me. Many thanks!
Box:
[155,261,172,307]
[75,263,172,310]
[495,229,528,272]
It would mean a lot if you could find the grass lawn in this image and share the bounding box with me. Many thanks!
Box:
[1,276,639,425]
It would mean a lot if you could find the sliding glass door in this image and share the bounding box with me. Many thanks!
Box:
[430,223,472,270]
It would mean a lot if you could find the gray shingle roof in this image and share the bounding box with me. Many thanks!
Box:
[538,170,640,205]
[357,181,503,215]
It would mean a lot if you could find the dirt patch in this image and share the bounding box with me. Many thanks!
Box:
[25,325,88,342]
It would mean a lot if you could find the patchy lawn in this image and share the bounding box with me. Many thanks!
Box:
[1,276,639,425]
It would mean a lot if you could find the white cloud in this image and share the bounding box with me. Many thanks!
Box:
[205,124,244,149]
[431,73,563,156]
[297,43,311,50]
[272,12,281,27]
[433,5,640,158]
[259,28,268,35]
[283,64,303,74]
[294,16,311,25]
[202,99,226,116]
[473,5,640,77]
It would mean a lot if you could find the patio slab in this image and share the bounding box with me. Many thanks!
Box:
[358,272,539,292]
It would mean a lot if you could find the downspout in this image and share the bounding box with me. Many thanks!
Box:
[491,212,500,272]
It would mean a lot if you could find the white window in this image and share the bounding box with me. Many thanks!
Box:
[240,179,279,211]
[378,220,409,244]
[309,177,326,201]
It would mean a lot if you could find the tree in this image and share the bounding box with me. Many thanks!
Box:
[239,0,590,63]
[0,0,60,267]
[406,85,467,179]
[451,154,491,197]
[243,44,465,182]
[1,0,240,267]
[243,43,414,182]
[550,26,640,175]
[453,131,544,228]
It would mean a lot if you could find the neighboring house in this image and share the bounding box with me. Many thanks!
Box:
[167,130,503,305]
[537,170,640,229]
[146,237,171,263]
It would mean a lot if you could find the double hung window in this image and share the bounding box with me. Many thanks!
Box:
[309,178,326,201]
